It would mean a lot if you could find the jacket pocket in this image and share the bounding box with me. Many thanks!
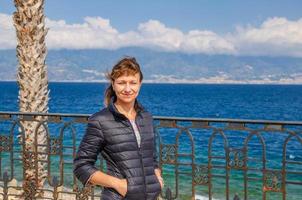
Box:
[102,187,123,200]
[121,177,128,199]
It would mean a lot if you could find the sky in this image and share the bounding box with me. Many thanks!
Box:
[0,0,302,57]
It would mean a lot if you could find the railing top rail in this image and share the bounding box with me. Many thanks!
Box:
[0,111,91,118]
[154,116,302,125]
[1,111,302,125]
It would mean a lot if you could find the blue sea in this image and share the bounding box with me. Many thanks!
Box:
[1,82,302,200]
[1,82,302,121]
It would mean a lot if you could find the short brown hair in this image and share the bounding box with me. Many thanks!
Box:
[104,57,143,106]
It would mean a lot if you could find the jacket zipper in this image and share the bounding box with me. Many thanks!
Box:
[128,118,147,200]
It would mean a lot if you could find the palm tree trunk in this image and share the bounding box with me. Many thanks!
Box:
[13,0,49,198]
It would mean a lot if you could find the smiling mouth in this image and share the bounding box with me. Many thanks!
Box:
[122,94,133,97]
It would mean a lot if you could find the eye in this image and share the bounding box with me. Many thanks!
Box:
[117,81,126,85]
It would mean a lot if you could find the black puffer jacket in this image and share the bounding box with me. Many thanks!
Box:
[73,98,161,200]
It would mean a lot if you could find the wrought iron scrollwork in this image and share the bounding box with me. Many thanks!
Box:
[263,170,283,192]
[193,164,209,185]
[49,138,62,155]
[0,112,301,200]
[161,144,176,164]
[0,135,11,152]
[228,148,246,169]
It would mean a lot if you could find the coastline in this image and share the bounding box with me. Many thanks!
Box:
[1,80,302,85]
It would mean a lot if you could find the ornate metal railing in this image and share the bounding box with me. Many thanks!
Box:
[0,112,301,200]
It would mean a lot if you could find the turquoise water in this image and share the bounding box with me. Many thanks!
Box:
[1,82,302,199]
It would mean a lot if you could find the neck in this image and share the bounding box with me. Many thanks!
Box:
[114,99,136,119]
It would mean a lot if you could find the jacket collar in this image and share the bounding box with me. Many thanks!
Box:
[108,96,144,120]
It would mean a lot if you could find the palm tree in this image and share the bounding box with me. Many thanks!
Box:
[13,0,49,197]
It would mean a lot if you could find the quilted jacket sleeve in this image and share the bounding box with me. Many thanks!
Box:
[73,119,104,186]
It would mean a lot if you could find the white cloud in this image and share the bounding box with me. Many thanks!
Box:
[46,17,120,49]
[1,13,302,57]
[135,20,184,51]
[230,17,302,57]
[181,30,235,54]
[0,13,16,49]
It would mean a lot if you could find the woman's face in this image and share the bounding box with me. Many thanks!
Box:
[112,73,142,105]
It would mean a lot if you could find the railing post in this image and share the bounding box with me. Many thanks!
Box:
[233,193,240,200]
[165,187,172,200]
[3,171,9,200]
[52,176,59,200]
[76,184,92,200]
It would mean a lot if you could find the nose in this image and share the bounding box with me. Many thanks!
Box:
[124,83,131,92]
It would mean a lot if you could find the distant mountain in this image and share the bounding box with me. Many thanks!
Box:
[1,47,302,84]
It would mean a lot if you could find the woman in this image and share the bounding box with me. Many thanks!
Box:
[73,57,163,200]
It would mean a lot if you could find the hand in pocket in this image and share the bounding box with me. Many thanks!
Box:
[155,169,164,189]
[114,178,127,197]
[157,175,164,189]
